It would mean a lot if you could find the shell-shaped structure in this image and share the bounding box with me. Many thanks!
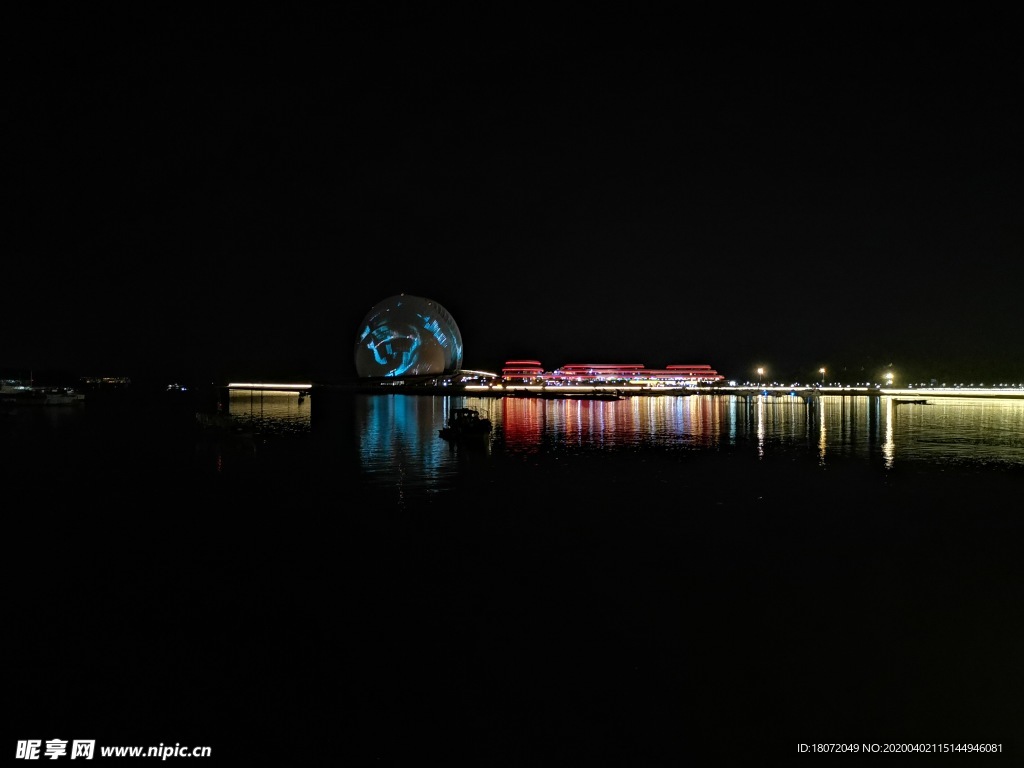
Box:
[354,295,464,378]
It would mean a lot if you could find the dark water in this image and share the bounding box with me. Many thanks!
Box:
[6,389,1023,765]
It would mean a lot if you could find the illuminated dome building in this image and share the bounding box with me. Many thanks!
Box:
[354,294,464,379]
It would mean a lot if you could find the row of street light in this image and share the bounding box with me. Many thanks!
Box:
[754,366,895,387]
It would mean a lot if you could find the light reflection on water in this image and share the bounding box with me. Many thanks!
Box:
[347,393,1024,495]
[227,389,311,434]
[23,389,1007,497]
[881,395,1024,465]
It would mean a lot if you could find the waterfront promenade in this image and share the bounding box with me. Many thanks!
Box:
[464,383,1024,399]
[299,380,1024,400]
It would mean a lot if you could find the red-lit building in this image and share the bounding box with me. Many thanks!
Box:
[501,361,724,385]
[500,360,546,383]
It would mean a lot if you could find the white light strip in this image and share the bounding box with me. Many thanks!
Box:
[227,382,313,390]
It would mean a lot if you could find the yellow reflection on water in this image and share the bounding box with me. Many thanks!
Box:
[883,397,895,469]
[756,396,766,459]
[818,399,827,465]
[228,388,311,431]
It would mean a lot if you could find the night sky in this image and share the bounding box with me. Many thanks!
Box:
[7,7,1023,385]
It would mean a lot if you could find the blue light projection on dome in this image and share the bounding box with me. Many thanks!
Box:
[354,295,464,378]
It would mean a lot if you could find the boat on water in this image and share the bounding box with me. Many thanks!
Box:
[507,389,543,398]
[541,390,624,401]
[439,407,493,442]
[561,391,624,401]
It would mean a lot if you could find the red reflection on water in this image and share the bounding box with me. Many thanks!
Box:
[501,399,545,453]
